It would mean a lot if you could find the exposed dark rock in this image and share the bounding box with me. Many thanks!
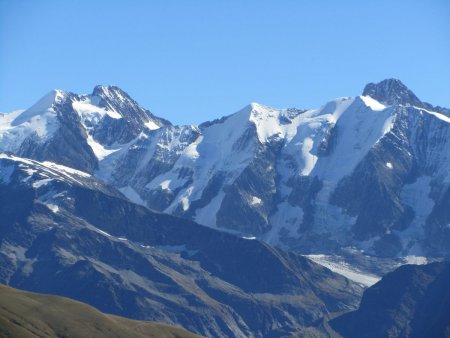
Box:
[330,262,450,338]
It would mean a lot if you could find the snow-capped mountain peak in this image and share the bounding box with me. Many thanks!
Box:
[11,89,67,126]
[2,79,450,259]
[91,85,134,107]
[362,78,423,107]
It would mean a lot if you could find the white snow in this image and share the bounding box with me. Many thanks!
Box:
[32,178,53,188]
[180,192,191,211]
[248,102,308,144]
[182,135,202,160]
[419,107,450,123]
[0,99,60,152]
[403,255,428,265]
[41,160,90,177]
[12,90,64,126]
[360,95,387,111]
[86,135,120,160]
[306,254,381,287]
[44,203,59,213]
[145,120,160,130]
[149,112,258,217]
[0,154,92,189]
[72,98,122,121]
[148,173,188,193]
[160,180,171,190]
[119,186,146,206]
[249,103,285,143]
[312,97,395,182]
[95,228,113,238]
[382,115,395,134]
[300,137,318,175]
[250,196,262,205]
[118,95,400,234]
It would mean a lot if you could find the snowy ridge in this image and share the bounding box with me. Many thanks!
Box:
[0,153,91,186]
[103,94,397,237]
[0,90,63,152]
[0,86,168,165]
[2,79,450,259]
[12,89,65,126]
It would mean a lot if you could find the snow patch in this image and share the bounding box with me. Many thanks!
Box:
[72,98,122,121]
[301,137,317,175]
[306,254,381,287]
[145,120,160,130]
[381,115,395,134]
[250,196,262,205]
[403,255,428,265]
[419,108,450,123]
[32,178,53,188]
[95,228,113,238]
[41,160,90,177]
[86,135,120,160]
[44,203,59,213]
[119,186,146,206]
[360,95,386,111]
[160,180,171,190]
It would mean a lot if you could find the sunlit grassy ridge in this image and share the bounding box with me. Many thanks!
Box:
[0,284,202,338]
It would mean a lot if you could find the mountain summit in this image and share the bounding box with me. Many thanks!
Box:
[362,78,423,106]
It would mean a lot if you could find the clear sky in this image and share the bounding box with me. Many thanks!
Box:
[1,0,449,124]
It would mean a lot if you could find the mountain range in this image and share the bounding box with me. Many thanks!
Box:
[1,78,449,337]
[0,152,362,337]
[1,78,449,261]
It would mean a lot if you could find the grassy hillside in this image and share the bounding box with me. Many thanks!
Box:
[0,284,202,338]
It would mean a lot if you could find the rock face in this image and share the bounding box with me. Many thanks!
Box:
[1,80,450,260]
[330,261,450,338]
[0,154,362,338]
[362,78,424,107]
[363,78,450,117]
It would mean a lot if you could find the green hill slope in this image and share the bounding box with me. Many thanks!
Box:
[0,284,202,338]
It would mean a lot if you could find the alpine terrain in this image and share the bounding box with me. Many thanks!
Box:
[1,78,449,337]
[2,79,449,260]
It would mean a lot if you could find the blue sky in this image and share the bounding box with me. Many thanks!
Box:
[1,0,449,124]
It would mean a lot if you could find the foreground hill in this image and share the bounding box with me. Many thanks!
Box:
[0,284,201,338]
[330,261,450,338]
